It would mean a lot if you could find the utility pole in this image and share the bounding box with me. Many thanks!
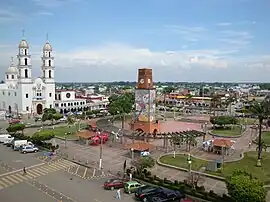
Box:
[99,133,103,170]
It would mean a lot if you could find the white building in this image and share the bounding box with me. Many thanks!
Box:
[0,36,87,117]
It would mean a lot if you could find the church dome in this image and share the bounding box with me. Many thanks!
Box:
[19,39,29,49]
[7,66,18,74]
[43,41,52,51]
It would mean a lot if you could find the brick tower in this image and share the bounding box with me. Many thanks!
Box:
[130,68,160,134]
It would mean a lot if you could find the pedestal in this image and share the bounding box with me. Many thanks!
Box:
[129,120,160,134]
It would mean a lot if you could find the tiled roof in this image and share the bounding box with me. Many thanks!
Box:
[213,138,233,148]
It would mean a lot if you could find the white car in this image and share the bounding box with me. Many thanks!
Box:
[20,145,39,154]
[140,151,150,157]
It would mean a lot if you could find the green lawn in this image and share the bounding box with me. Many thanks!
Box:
[43,123,88,140]
[262,132,270,145]
[159,152,270,184]
[238,118,258,125]
[212,126,242,136]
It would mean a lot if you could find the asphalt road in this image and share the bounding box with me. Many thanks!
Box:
[0,144,42,170]
[37,171,136,202]
[0,182,56,202]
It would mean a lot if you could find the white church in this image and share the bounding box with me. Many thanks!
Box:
[0,36,56,116]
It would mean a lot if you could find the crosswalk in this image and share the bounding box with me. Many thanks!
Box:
[0,159,77,191]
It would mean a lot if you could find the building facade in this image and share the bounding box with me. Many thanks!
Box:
[0,37,56,116]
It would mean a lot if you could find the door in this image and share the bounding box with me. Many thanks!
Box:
[36,104,43,115]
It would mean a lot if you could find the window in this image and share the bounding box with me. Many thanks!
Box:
[6,75,9,79]
[49,70,52,78]
[55,103,59,107]
[43,60,45,66]
[50,105,52,108]
[58,94,61,100]
[26,106,29,111]
[43,70,45,77]
[14,92,17,96]
[48,60,51,66]
[66,93,71,98]
[8,92,10,96]
[55,94,57,100]
[11,75,14,79]
[26,93,28,98]
[2,91,4,95]
[61,103,63,107]
[25,69,28,78]
[49,52,51,57]
[49,93,52,97]
[24,58,28,66]
[24,49,27,55]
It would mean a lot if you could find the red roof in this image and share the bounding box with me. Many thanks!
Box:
[213,138,233,148]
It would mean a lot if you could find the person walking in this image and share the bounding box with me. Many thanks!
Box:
[23,167,26,175]
[116,188,121,200]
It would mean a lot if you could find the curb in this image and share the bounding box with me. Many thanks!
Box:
[208,127,248,139]
[55,136,77,141]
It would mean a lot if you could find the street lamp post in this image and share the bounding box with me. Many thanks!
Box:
[131,148,134,160]
[187,153,192,174]
[99,131,103,170]
[64,132,67,148]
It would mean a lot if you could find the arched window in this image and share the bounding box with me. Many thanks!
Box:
[48,60,51,66]
[48,52,51,57]
[24,49,27,55]
[11,75,14,79]
[49,70,52,78]
[24,58,28,65]
[25,69,28,78]
[43,70,45,78]
[6,75,8,79]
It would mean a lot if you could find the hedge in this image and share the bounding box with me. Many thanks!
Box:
[11,133,58,151]
[131,171,231,202]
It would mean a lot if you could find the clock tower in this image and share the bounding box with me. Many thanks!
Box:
[130,68,160,134]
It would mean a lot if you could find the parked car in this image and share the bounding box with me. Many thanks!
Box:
[103,178,129,190]
[124,181,143,194]
[20,145,39,154]
[146,189,185,202]
[135,185,162,201]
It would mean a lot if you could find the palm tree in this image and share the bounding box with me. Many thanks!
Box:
[170,134,184,151]
[249,100,270,167]
[225,95,236,116]
[210,93,221,117]
[185,135,197,152]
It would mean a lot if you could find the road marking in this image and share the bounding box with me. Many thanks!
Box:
[94,199,103,202]
[13,173,28,181]
[1,177,14,186]
[0,179,9,187]
[5,175,21,184]
[0,162,46,177]
[83,168,87,178]
[75,166,80,175]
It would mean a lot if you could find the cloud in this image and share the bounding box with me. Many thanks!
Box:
[165,25,207,42]
[37,12,54,16]
[216,22,232,26]
[31,0,81,7]
[217,30,253,48]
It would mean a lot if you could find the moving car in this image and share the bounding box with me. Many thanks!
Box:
[20,145,39,153]
[0,134,13,143]
[135,185,163,201]
[103,178,129,190]
[124,181,143,194]
[146,189,185,202]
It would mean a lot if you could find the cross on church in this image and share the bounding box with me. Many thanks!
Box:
[46,33,49,41]
[22,29,25,38]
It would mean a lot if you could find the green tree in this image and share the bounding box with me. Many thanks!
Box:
[170,134,184,151]
[31,131,55,142]
[108,93,133,128]
[6,123,25,134]
[210,116,238,127]
[132,156,155,174]
[249,100,270,166]
[226,170,266,202]
[184,135,197,152]
[210,93,221,117]
[162,86,175,104]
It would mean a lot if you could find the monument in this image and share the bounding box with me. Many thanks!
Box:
[130,68,160,134]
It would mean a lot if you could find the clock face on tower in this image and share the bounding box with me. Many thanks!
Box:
[140,79,144,84]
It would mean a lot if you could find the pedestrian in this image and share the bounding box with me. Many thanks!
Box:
[116,188,121,200]
[23,167,26,175]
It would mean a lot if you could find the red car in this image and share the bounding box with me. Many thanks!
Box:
[97,132,109,142]
[103,178,129,190]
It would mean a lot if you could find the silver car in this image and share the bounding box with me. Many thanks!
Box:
[20,145,39,154]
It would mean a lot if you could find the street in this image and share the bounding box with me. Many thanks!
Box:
[0,142,137,202]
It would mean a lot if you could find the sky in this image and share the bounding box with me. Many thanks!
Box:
[0,0,270,82]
